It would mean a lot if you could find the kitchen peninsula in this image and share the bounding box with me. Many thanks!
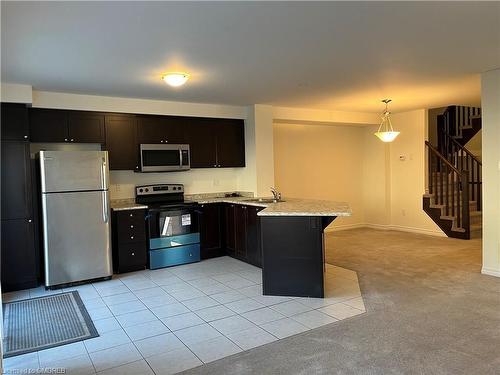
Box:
[191,196,352,298]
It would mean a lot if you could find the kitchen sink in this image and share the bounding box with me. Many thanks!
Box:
[243,198,284,204]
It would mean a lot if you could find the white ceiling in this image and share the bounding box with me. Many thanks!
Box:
[2,2,499,112]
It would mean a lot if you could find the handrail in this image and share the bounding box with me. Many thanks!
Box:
[425,141,461,174]
[425,141,470,235]
[442,131,482,166]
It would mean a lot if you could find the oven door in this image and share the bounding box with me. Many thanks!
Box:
[148,206,199,249]
[140,144,190,172]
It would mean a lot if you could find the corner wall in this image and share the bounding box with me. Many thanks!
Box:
[481,68,500,277]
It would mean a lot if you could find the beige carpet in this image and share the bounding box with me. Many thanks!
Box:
[182,228,500,375]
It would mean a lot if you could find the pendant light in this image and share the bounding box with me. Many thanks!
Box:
[374,99,400,142]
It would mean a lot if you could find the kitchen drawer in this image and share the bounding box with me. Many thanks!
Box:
[113,242,147,273]
[149,244,200,270]
[117,223,146,244]
[115,209,147,244]
[115,209,147,229]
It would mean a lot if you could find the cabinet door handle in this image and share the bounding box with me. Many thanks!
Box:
[28,219,32,223]
[130,236,134,240]
[160,140,164,143]
[130,225,134,228]
[129,213,134,217]
[64,138,68,142]
[131,252,135,256]
[24,135,28,139]
[70,138,74,142]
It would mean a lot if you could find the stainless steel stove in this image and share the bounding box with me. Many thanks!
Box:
[136,184,200,269]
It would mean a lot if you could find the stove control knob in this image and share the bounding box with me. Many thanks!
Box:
[145,188,149,192]
[139,188,143,193]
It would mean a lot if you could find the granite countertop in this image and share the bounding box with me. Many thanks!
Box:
[110,198,148,211]
[111,194,352,217]
[186,196,352,217]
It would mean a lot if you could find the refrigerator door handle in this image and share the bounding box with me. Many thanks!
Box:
[102,191,109,223]
[101,157,107,190]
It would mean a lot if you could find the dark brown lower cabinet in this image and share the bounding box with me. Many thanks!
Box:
[1,218,37,292]
[220,203,263,267]
[111,209,148,273]
[246,206,263,267]
[234,205,247,260]
[199,204,225,259]
[225,204,236,257]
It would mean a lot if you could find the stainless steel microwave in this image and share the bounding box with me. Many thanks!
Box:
[139,144,190,172]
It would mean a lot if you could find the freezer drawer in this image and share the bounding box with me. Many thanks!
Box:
[42,190,112,286]
[40,151,109,193]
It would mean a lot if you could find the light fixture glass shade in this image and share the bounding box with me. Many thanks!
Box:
[374,131,400,142]
[162,73,189,87]
[374,99,399,142]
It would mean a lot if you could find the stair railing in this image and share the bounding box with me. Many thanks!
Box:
[440,133,482,211]
[442,105,481,138]
[426,141,470,233]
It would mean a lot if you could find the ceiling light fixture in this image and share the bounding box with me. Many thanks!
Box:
[374,99,400,142]
[162,72,190,87]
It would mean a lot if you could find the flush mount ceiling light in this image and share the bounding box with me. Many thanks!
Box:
[374,99,400,142]
[162,72,190,87]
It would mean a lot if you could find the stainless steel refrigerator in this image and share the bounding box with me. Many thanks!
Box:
[39,150,112,287]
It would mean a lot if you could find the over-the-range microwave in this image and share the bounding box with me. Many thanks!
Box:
[139,144,190,172]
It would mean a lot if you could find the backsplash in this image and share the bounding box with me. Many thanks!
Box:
[109,169,252,199]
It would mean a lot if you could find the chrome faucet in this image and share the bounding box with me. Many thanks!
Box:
[270,187,282,202]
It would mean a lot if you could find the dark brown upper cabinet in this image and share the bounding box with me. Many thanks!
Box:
[29,108,68,142]
[104,115,139,171]
[1,103,29,141]
[187,118,245,168]
[216,119,245,168]
[186,117,218,168]
[67,111,105,143]
[27,108,244,170]
[137,115,187,144]
[29,108,105,143]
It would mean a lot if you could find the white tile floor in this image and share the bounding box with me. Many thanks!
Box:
[3,257,365,375]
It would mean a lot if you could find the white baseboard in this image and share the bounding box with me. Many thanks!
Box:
[481,267,500,278]
[324,223,365,232]
[327,223,446,237]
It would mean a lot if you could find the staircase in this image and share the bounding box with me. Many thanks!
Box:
[423,106,482,240]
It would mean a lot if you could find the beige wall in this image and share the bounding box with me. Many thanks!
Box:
[362,125,391,226]
[273,122,366,228]
[0,83,32,103]
[481,68,500,277]
[389,110,442,235]
[274,110,444,236]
